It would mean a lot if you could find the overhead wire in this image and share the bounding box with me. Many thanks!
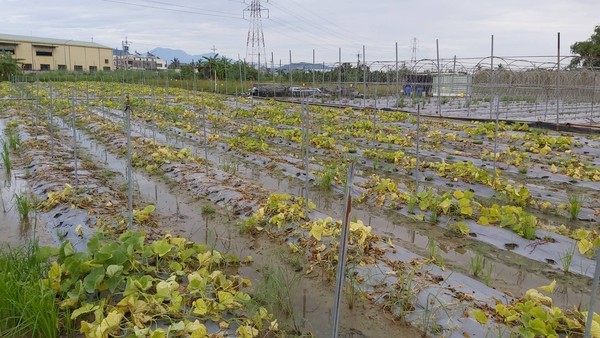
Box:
[139,0,237,16]
[100,0,241,19]
[267,1,362,47]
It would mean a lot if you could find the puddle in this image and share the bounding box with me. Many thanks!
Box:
[0,119,54,247]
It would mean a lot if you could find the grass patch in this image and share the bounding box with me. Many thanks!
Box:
[252,265,301,331]
[1,140,11,175]
[567,192,584,221]
[14,193,33,222]
[0,242,60,338]
[560,244,576,273]
[201,204,216,216]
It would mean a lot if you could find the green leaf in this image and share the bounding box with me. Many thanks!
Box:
[36,246,59,261]
[142,204,156,215]
[149,328,166,338]
[105,275,124,293]
[169,321,186,332]
[528,318,548,335]
[470,309,489,324]
[152,239,172,257]
[106,265,123,278]
[60,241,75,258]
[83,267,105,294]
[518,326,536,338]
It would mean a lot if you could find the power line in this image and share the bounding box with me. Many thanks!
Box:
[139,0,237,16]
[100,0,241,19]
[268,1,362,47]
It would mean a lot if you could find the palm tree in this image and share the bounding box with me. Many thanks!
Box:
[0,52,22,80]
[199,54,220,79]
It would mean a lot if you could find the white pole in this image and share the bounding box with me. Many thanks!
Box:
[71,88,78,190]
[125,94,133,228]
[331,162,355,338]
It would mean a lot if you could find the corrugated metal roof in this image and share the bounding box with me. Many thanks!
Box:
[0,33,112,49]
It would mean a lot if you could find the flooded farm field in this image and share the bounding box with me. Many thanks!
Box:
[1,79,599,337]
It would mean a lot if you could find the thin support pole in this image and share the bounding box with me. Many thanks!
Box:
[436,39,442,116]
[396,42,400,104]
[331,162,355,338]
[71,88,78,191]
[201,91,210,174]
[489,35,495,120]
[289,50,292,88]
[592,73,596,122]
[338,48,342,101]
[415,103,421,192]
[125,94,133,229]
[303,93,310,218]
[556,32,561,126]
[49,81,54,159]
[584,253,600,337]
[492,97,500,185]
[363,45,366,110]
[312,49,316,88]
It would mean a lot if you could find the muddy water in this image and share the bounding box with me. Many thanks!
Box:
[55,115,421,337]
[0,120,53,247]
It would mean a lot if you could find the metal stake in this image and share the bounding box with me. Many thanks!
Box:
[331,162,355,338]
[71,88,78,190]
[125,94,133,228]
[201,91,209,174]
[585,253,600,337]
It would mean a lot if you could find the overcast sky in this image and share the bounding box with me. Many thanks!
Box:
[2,0,599,65]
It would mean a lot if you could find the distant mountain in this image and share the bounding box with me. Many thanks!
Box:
[150,47,216,64]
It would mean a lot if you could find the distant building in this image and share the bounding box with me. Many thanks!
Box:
[113,50,167,70]
[0,33,113,72]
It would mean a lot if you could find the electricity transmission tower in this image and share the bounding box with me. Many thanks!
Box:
[410,37,418,64]
[244,0,269,67]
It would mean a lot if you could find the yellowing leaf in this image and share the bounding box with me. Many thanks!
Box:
[591,319,600,338]
[75,224,83,237]
[309,223,324,241]
[538,280,557,293]
[193,299,208,315]
[288,242,299,253]
[578,239,593,255]
[71,303,99,320]
[551,164,558,174]
[97,310,123,336]
[186,320,207,337]
[48,261,62,292]
[236,325,259,338]
[470,309,489,324]
[453,190,465,199]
